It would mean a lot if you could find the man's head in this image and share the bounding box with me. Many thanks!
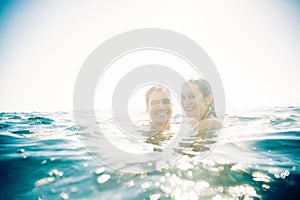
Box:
[145,85,172,133]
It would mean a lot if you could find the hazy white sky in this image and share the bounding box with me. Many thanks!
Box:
[0,0,300,112]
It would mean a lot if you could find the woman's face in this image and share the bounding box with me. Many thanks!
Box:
[181,83,211,121]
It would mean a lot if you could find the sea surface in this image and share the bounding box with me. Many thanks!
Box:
[1,106,300,200]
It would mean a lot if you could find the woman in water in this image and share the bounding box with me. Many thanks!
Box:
[181,78,222,131]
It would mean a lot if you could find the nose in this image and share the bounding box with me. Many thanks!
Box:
[159,102,168,110]
[154,102,165,110]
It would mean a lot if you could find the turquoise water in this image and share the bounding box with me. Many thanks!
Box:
[1,106,300,199]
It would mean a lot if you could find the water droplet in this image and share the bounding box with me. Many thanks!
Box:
[252,172,270,182]
[164,186,171,194]
[49,169,59,176]
[58,171,63,177]
[94,167,105,175]
[262,184,270,191]
[97,174,111,184]
[48,169,63,178]
[127,180,134,188]
[149,193,161,200]
[141,181,152,189]
[280,170,289,179]
[60,192,69,200]
[217,186,223,192]
[212,194,222,200]
[160,176,166,182]
[154,181,160,187]
[70,187,78,193]
[140,172,147,178]
[41,160,47,165]
[17,149,25,153]
[35,177,55,186]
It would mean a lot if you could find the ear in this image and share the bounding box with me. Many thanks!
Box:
[205,95,212,105]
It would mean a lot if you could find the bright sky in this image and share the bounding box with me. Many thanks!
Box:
[1,0,300,112]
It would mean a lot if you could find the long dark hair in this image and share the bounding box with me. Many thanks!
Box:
[189,78,217,118]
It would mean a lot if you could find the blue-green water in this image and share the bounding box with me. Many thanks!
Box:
[1,107,300,199]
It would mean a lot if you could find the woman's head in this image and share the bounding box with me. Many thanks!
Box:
[181,78,216,121]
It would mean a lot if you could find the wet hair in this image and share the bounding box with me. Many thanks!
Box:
[145,85,171,106]
[188,78,217,117]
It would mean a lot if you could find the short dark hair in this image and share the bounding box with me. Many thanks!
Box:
[145,85,171,106]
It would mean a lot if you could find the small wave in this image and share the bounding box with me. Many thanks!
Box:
[0,123,11,130]
[11,130,32,134]
[27,116,54,125]
[270,116,297,124]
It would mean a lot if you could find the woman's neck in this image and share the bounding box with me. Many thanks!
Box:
[199,107,212,121]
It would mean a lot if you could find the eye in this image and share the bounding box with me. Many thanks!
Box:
[163,99,170,104]
[150,100,159,106]
[188,94,196,99]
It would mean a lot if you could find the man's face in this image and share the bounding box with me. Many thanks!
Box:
[147,90,172,129]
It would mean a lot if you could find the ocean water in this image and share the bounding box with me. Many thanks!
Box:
[0,106,300,200]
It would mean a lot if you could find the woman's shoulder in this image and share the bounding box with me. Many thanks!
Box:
[197,117,222,130]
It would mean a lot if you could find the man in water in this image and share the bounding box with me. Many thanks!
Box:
[145,85,173,133]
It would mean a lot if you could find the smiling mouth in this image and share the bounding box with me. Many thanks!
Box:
[154,110,169,116]
[185,107,195,112]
